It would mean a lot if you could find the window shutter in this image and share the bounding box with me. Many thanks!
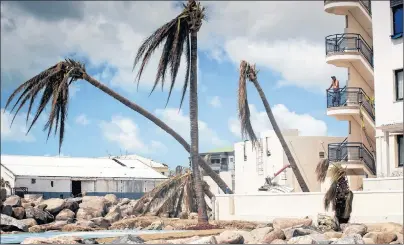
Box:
[391,0,403,8]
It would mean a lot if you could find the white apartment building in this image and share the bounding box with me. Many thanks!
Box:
[323,0,403,187]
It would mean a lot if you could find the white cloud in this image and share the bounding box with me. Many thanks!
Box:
[75,113,90,126]
[208,96,222,108]
[99,115,166,154]
[155,108,228,148]
[1,108,36,142]
[228,104,327,138]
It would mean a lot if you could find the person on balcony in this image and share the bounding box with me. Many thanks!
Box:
[328,76,340,106]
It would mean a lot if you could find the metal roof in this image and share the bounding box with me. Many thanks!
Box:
[0,155,168,179]
[103,154,168,168]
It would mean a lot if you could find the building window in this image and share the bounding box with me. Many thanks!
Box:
[395,69,403,101]
[31,179,36,184]
[50,181,54,187]
[392,4,403,38]
[398,135,403,167]
[319,152,325,158]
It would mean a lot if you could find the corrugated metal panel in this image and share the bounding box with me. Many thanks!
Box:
[104,154,167,168]
[391,0,403,8]
[1,155,167,179]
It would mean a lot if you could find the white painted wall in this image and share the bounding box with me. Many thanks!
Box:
[376,131,403,177]
[203,171,233,195]
[16,177,70,193]
[363,177,403,191]
[213,191,403,224]
[234,129,345,193]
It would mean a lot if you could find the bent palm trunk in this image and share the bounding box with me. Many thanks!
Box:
[82,73,232,195]
[251,79,310,192]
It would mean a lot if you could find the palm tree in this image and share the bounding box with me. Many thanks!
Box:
[238,60,310,192]
[132,0,207,223]
[315,160,354,225]
[4,59,233,197]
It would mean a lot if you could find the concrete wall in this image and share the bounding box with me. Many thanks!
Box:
[213,191,403,224]
[234,130,345,193]
[376,132,403,177]
[363,177,403,191]
[346,13,373,48]
[204,172,233,195]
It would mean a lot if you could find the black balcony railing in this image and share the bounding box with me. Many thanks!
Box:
[325,33,373,67]
[324,0,371,15]
[328,141,376,174]
[327,86,375,120]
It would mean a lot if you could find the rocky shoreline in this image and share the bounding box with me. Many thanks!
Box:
[1,194,403,244]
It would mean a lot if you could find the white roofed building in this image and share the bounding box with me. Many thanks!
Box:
[0,155,167,199]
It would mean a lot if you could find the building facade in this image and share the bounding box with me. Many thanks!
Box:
[234,129,345,193]
[323,0,403,187]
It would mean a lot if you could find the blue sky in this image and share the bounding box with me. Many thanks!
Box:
[1,1,348,168]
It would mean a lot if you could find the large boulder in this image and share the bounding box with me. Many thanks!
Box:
[287,235,317,244]
[79,196,107,216]
[0,214,28,232]
[271,239,287,244]
[25,207,54,224]
[324,231,343,239]
[90,217,111,229]
[3,195,21,207]
[104,206,121,223]
[318,214,338,231]
[250,227,274,242]
[75,220,97,228]
[332,234,365,244]
[365,223,403,234]
[363,232,398,244]
[55,209,75,222]
[22,203,35,209]
[21,236,83,244]
[111,235,145,244]
[104,194,118,206]
[263,229,286,244]
[61,224,95,232]
[283,227,319,240]
[0,188,6,201]
[215,232,244,244]
[120,205,135,218]
[63,200,79,212]
[2,205,13,216]
[216,230,255,244]
[20,218,38,229]
[12,207,25,220]
[118,198,131,206]
[28,220,68,233]
[23,194,43,204]
[40,198,66,214]
[273,218,313,230]
[76,208,103,220]
[342,224,367,237]
[146,220,164,230]
[189,236,218,244]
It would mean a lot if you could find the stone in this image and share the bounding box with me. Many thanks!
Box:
[2,205,13,216]
[396,233,403,244]
[263,229,286,244]
[25,207,54,224]
[40,198,66,214]
[63,200,79,212]
[104,194,119,205]
[80,196,107,216]
[273,218,313,230]
[28,221,68,232]
[325,231,343,239]
[179,211,189,219]
[343,224,367,237]
[287,235,316,244]
[0,214,28,231]
[21,218,38,228]
[318,214,338,231]
[21,236,83,244]
[309,234,332,244]
[391,241,401,244]
[146,220,164,230]
[216,232,244,244]
[363,232,398,244]
[118,198,131,206]
[90,217,111,229]
[271,239,287,244]
[164,225,175,231]
[189,236,218,244]
[251,227,274,242]
[76,207,103,220]
[83,238,99,244]
[363,238,375,244]
[216,230,255,244]
[283,227,319,240]
[111,235,145,244]
[22,203,35,209]
[4,195,21,207]
[23,194,43,204]
[55,209,75,222]
[0,188,6,201]
[61,224,95,232]
[189,212,198,220]
[332,234,365,244]
[104,206,121,223]
[12,207,25,220]
[120,205,135,218]
[365,223,403,234]
[75,220,97,228]
[36,204,47,211]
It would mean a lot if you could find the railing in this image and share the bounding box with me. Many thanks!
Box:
[326,86,375,120]
[324,0,371,15]
[328,142,376,174]
[325,33,373,67]
[11,187,28,197]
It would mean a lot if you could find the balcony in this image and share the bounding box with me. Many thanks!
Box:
[328,140,376,176]
[324,0,372,34]
[325,33,374,87]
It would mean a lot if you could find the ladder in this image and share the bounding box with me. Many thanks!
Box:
[256,139,264,176]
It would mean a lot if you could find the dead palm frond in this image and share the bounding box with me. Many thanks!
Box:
[342,190,354,219]
[4,59,86,153]
[316,158,330,183]
[133,1,205,108]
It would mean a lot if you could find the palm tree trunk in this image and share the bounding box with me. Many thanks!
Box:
[81,74,233,196]
[251,79,310,192]
[189,31,208,224]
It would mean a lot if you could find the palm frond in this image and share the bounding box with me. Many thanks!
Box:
[324,181,337,211]
[315,158,330,183]
[329,163,346,183]
[5,59,86,153]
[342,190,353,219]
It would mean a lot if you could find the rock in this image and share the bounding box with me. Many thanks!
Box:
[28,221,68,232]
[0,214,28,231]
[36,204,47,211]
[90,217,111,229]
[318,214,338,231]
[83,238,99,244]
[118,198,131,206]
[283,227,319,240]
[189,212,198,220]
[111,235,145,244]
[21,218,38,228]
[21,236,83,244]
[287,235,316,244]
[4,195,21,207]
[216,232,244,244]
[271,239,287,244]
[179,211,189,219]
[396,233,403,244]
[189,236,217,244]
[309,234,331,244]
[216,230,255,244]
[273,218,313,230]
[365,223,403,234]
[79,196,107,216]
[325,231,343,239]
[391,241,401,244]
[2,205,13,216]
[164,225,175,231]
[25,207,54,224]
[22,203,35,209]
[76,208,103,220]
[104,206,121,223]
[343,224,367,237]
[12,207,25,219]
[363,232,397,244]
[251,226,274,241]
[40,198,66,214]
[332,234,365,244]
[146,220,164,230]
[263,229,286,244]
[63,200,79,212]
[120,205,135,218]
[363,238,375,244]
[0,188,6,201]
[61,224,95,232]
[23,194,43,204]
[105,194,118,205]
[75,220,97,228]
[55,209,75,222]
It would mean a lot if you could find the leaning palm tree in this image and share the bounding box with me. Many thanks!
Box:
[5,59,232,197]
[132,0,207,223]
[238,60,310,192]
[315,161,354,226]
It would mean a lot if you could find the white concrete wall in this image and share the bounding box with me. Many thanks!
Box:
[204,171,233,195]
[376,132,403,177]
[363,177,403,191]
[16,177,71,193]
[213,191,403,224]
[373,1,403,127]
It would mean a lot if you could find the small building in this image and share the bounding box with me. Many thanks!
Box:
[0,155,167,199]
[234,129,345,193]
